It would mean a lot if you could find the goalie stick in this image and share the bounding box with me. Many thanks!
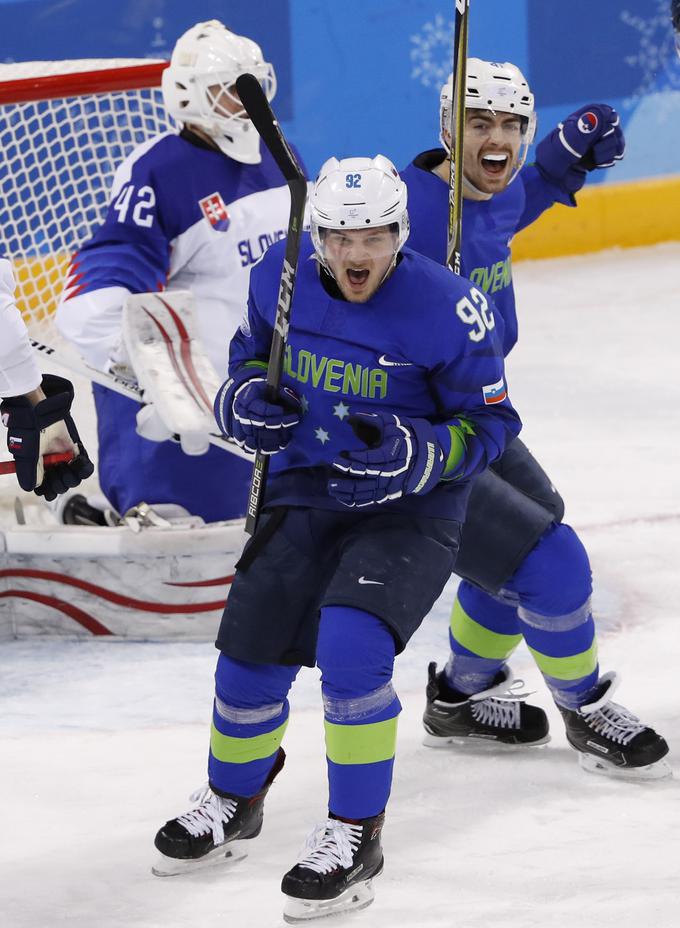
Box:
[446,0,471,274]
[27,336,250,460]
[235,73,308,535]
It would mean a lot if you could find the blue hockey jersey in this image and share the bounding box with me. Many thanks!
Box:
[401,150,571,356]
[222,236,521,520]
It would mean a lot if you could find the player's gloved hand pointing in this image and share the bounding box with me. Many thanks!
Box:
[1,374,94,500]
[535,104,625,195]
[215,373,301,455]
[328,411,446,507]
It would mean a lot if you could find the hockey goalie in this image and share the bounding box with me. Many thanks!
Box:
[1,20,306,640]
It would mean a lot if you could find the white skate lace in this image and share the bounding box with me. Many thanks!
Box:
[582,701,646,746]
[469,678,533,729]
[471,698,521,729]
[176,784,237,845]
[296,819,363,875]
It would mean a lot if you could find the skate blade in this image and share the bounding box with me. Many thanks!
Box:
[151,840,248,877]
[578,752,673,781]
[423,732,550,751]
[282,879,376,923]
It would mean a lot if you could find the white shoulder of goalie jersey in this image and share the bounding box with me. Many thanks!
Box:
[108,130,178,198]
[0,256,42,398]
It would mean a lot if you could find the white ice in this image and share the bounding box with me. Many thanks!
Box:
[1,244,679,928]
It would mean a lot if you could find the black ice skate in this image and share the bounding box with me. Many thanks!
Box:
[281,812,384,923]
[558,672,671,780]
[423,662,550,748]
[152,748,285,876]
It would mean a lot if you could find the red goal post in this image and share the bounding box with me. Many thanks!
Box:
[0,59,175,332]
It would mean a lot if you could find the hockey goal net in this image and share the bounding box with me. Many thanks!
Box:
[0,59,175,333]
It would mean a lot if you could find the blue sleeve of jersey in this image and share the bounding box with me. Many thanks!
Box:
[227,256,276,376]
[429,285,521,479]
[71,155,172,295]
[515,163,575,233]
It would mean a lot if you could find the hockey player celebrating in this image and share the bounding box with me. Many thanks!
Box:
[401,59,670,778]
[152,155,520,920]
[56,20,305,524]
[1,255,93,498]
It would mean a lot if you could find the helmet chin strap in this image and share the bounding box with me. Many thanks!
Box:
[462,173,493,201]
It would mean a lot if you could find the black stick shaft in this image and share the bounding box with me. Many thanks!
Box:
[446,0,471,274]
[235,74,308,535]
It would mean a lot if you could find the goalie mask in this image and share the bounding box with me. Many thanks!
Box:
[310,155,410,287]
[440,58,536,183]
[162,19,276,164]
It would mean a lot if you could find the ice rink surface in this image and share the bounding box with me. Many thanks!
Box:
[1,244,679,928]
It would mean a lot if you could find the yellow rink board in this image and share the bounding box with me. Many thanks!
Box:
[15,252,71,326]
[513,174,680,261]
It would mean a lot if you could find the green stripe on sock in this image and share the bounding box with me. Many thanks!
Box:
[450,598,522,660]
[210,718,288,764]
[324,717,398,765]
[527,641,599,681]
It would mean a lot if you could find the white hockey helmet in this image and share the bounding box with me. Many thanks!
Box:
[440,58,536,177]
[310,155,409,274]
[161,20,277,164]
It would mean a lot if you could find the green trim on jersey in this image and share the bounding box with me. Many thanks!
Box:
[442,418,476,478]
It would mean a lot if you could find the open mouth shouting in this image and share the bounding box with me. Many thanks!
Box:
[480,151,511,177]
[346,267,371,292]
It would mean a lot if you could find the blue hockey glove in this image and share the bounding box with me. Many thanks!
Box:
[215,372,301,455]
[535,104,625,194]
[328,411,446,507]
[1,374,94,500]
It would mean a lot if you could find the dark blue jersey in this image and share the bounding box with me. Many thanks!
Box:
[401,149,568,356]
[224,235,521,520]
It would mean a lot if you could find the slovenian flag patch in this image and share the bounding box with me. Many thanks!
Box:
[482,376,507,405]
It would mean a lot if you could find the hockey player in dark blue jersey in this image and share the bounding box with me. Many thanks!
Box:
[402,59,669,779]
[56,20,305,525]
[152,155,520,920]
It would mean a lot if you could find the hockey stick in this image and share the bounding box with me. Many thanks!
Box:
[0,451,74,476]
[446,0,471,274]
[27,336,251,460]
[235,73,308,535]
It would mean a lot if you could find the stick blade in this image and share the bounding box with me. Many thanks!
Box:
[235,73,304,183]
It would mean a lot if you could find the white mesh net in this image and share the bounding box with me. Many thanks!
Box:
[0,60,176,333]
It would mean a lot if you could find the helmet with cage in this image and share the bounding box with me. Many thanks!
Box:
[161,20,276,164]
[310,155,409,279]
[440,58,536,180]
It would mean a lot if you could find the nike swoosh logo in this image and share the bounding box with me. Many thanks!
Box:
[358,576,385,585]
[378,355,413,367]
